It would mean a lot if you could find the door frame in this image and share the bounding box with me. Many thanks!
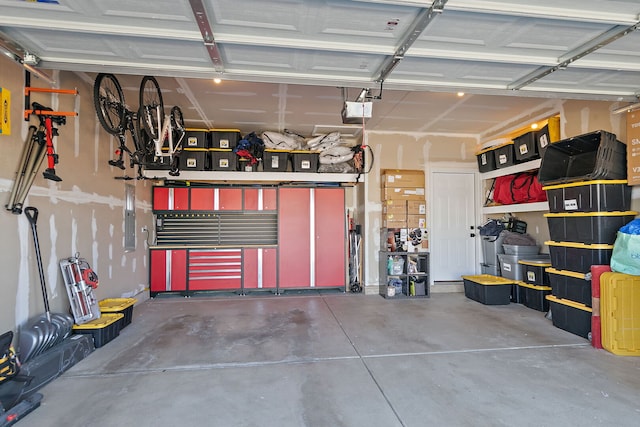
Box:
[427,162,481,284]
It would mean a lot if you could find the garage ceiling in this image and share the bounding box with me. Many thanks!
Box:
[1,0,640,140]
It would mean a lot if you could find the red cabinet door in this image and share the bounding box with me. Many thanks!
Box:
[278,188,311,288]
[173,188,189,210]
[150,249,187,293]
[190,188,215,210]
[314,188,346,287]
[153,187,189,210]
[217,188,243,210]
[243,248,278,290]
[153,187,170,210]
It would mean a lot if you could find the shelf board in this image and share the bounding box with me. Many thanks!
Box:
[142,170,364,184]
[482,201,549,214]
[480,159,542,179]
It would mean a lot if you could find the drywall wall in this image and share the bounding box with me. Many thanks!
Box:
[362,132,477,293]
[361,99,640,295]
[0,57,153,334]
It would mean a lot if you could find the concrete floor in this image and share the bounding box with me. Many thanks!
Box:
[17,292,640,427]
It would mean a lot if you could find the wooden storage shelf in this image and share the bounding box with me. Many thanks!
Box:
[481,158,548,214]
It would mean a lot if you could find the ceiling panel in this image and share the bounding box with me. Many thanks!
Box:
[1,0,639,139]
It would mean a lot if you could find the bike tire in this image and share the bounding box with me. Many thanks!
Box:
[139,75,164,140]
[170,106,185,132]
[93,73,125,135]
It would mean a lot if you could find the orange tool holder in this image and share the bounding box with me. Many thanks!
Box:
[23,86,79,121]
[23,69,79,120]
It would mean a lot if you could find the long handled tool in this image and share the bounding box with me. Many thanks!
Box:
[24,207,51,322]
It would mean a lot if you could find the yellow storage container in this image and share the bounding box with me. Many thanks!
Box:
[600,272,640,356]
[99,298,136,328]
[73,313,124,348]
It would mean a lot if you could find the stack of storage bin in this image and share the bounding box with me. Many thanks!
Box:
[538,130,635,339]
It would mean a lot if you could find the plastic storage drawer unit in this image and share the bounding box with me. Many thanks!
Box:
[98,298,136,329]
[519,259,551,286]
[72,313,124,348]
[461,274,515,305]
[518,281,552,312]
[538,130,627,186]
[262,149,290,172]
[546,241,614,274]
[546,295,592,339]
[547,268,592,307]
[543,180,631,213]
[493,141,516,169]
[476,146,497,172]
[545,211,637,244]
[600,272,640,356]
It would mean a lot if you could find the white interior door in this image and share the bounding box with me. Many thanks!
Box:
[430,171,477,282]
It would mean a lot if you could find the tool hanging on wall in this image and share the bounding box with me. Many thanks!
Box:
[5,104,67,214]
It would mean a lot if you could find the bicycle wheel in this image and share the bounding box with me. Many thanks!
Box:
[170,106,185,133]
[93,73,125,135]
[139,75,164,140]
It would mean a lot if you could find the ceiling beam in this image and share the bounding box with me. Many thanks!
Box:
[508,21,640,91]
[189,0,224,73]
[374,0,448,82]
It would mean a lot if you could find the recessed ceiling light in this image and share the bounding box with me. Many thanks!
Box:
[457,92,464,97]
[213,77,222,84]
[531,123,539,129]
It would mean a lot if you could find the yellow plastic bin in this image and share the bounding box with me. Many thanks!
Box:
[99,298,136,329]
[600,272,640,356]
[72,313,124,348]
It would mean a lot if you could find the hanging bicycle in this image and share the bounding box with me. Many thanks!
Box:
[93,73,185,178]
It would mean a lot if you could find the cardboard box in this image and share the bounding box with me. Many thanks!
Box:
[383,204,407,215]
[382,187,425,201]
[626,111,640,185]
[383,219,408,229]
[407,214,426,229]
[382,169,424,188]
[407,200,426,215]
[0,87,10,136]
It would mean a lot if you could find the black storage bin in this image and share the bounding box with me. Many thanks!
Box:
[538,130,627,186]
[291,151,319,172]
[519,259,551,286]
[263,149,290,172]
[210,129,241,149]
[461,275,514,305]
[476,146,497,172]
[179,148,208,171]
[546,295,592,339]
[545,241,613,274]
[543,180,632,213]
[513,131,539,162]
[493,141,517,169]
[518,282,552,312]
[209,148,238,171]
[547,267,592,307]
[183,128,209,149]
[545,211,637,244]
